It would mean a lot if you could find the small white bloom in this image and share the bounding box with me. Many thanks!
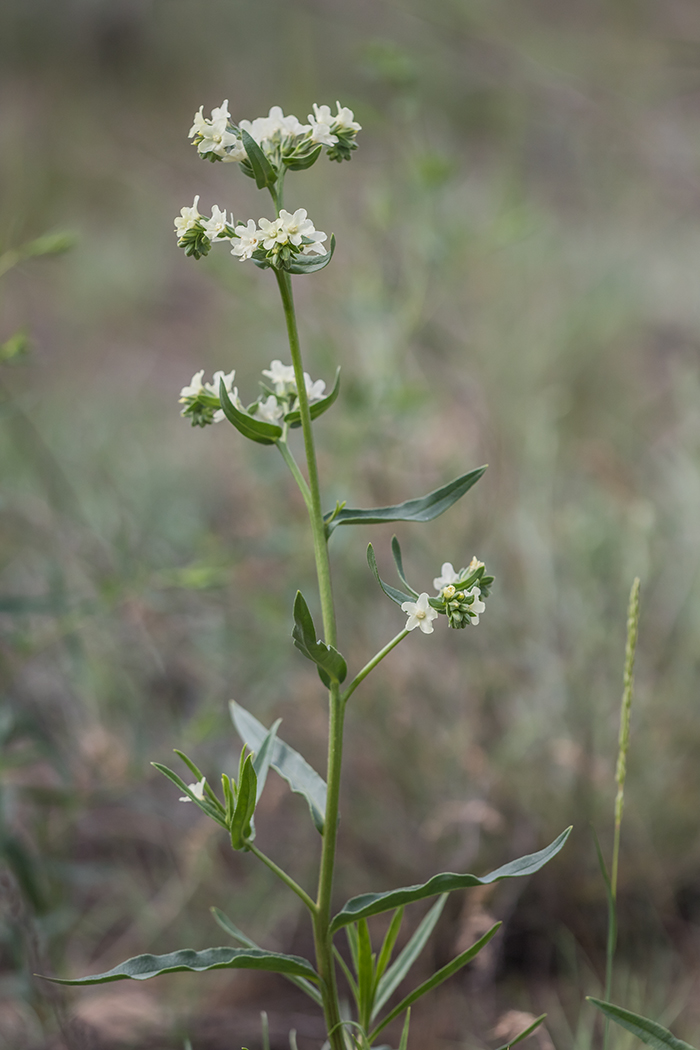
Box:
[262,360,296,396]
[465,586,486,625]
[278,208,316,247]
[308,104,339,146]
[179,369,206,401]
[189,99,238,158]
[333,101,361,132]
[231,219,262,261]
[433,563,461,593]
[258,216,286,250]
[179,777,206,802]
[401,593,439,634]
[221,139,247,163]
[204,369,235,397]
[304,373,326,402]
[254,395,284,423]
[174,196,202,238]
[301,230,328,255]
[200,205,230,241]
[467,556,484,574]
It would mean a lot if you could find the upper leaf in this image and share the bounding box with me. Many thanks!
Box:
[219,381,282,445]
[292,590,348,687]
[42,946,319,986]
[284,234,336,275]
[240,130,277,189]
[330,827,571,932]
[587,1000,698,1050]
[325,465,487,536]
[367,544,413,608]
[390,536,419,599]
[284,368,341,428]
[230,701,327,834]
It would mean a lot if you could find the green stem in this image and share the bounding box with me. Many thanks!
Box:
[247,842,317,915]
[276,438,312,509]
[274,268,344,1050]
[341,630,409,705]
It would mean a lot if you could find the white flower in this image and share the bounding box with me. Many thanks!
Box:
[258,216,286,250]
[401,593,439,634]
[302,230,328,255]
[254,395,284,423]
[200,205,230,241]
[174,196,202,238]
[433,562,461,593]
[179,369,206,400]
[308,105,338,147]
[304,373,326,402]
[203,369,235,397]
[231,219,262,261]
[278,208,315,246]
[189,99,238,158]
[467,556,484,574]
[262,360,296,396]
[465,586,486,625]
[240,107,310,146]
[179,777,206,802]
[333,101,361,132]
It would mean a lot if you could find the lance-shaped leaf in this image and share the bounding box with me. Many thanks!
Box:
[369,923,501,1042]
[230,702,327,834]
[219,381,282,446]
[240,130,277,189]
[284,368,341,429]
[41,946,319,986]
[292,590,347,687]
[390,536,419,599]
[372,895,447,1019]
[325,465,487,536]
[330,827,571,932]
[367,544,413,608]
[152,763,227,829]
[284,234,335,275]
[230,754,257,850]
[587,1000,698,1050]
[211,908,322,1007]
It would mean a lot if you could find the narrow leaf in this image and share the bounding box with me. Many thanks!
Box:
[373,895,447,1019]
[284,235,336,275]
[211,909,323,1006]
[331,828,572,932]
[586,1000,698,1050]
[230,702,327,834]
[399,1009,411,1050]
[173,750,224,813]
[240,130,276,189]
[374,908,404,988]
[230,755,257,849]
[253,719,282,802]
[292,590,347,686]
[41,947,319,985]
[357,919,375,1026]
[390,536,420,599]
[325,466,487,536]
[492,1013,547,1050]
[152,763,227,828]
[369,923,502,1041]
[367,544,413,608]
[284,368,341,429]
[219,381,282,445]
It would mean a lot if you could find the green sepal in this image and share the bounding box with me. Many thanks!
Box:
[292,590,348,687]
[230,702,327,834]
[41,947,319,986]
[325,465,487,536]
[151,763,227,829]
[211,908,323,1007]
[492,1014,547,1050]
[284,368,341,428]
[283,144,323,170]
[369,923,502,1042]
[230,754,257,850]
[240,130,277,189]
[586,999,697,1050]
[283,234,335,275]
[367,544,413,608]
[390,536,419,598]
[219,380,282,445]
[330,827,572,932]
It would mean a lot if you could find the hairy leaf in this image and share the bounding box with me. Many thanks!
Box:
[331,828,572,932]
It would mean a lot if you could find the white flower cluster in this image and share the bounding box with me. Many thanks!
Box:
[401,557,489,636]
[188,100,361,167]
[179,360,326,429]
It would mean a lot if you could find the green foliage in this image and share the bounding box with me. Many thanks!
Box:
[240,130,277,190]
[587,1000,698,1050]
[292,590,348,687]
[284,367,341,428]
[218,380,283,444]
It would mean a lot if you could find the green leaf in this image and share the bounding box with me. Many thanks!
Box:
[390,536,419,599]
[219,381,282,445]
[373,895,447,1019]
[369,923,501,1041]
[331,827,572,932]
[240,130,277,189]
[283,145,323,171]
[252,719,281,802]
[325,465,487,536]
[398,1009,411,1050]
[230,702,327,834]
[211,908,323,1007]
[230,754,257,849]
[357,919,375,1025]
[374,908,404,988]
[151,763,228,829]
[367,544,413,608]
[292,590,348,687]
[284,368,341,429]
[284,234,336,275]
[586,1000,698,1050]
[492,1013,547,1050]
[42,947,319,986]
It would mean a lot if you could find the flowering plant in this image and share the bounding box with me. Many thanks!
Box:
[46,98,570,1050]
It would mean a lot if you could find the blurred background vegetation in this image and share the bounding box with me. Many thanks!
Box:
[2,0,700,1046]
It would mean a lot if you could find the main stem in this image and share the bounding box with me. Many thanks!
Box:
[275,269,345,1050]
